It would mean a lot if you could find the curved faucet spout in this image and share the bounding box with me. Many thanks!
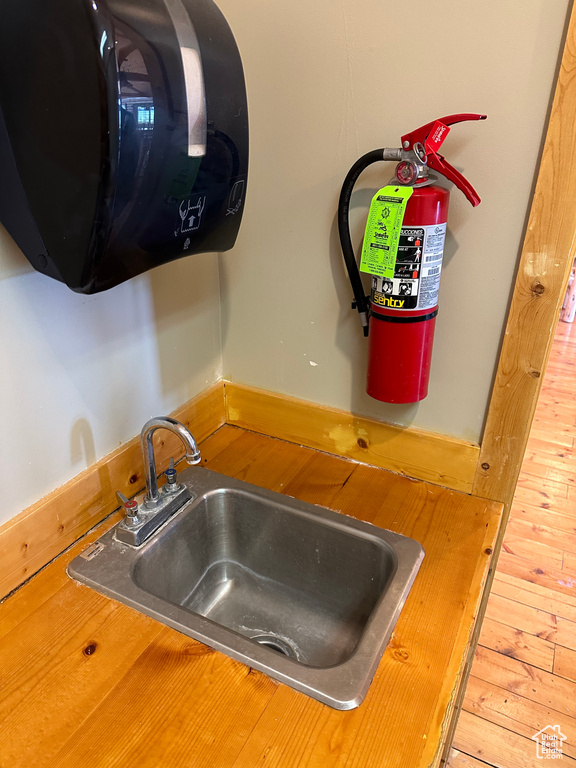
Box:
[140,417,201,506]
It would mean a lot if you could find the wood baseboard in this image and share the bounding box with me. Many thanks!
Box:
[0,382,225,600]
[223,381,480,494]
[0,378,482,599]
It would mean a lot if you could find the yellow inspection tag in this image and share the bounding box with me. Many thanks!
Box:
[359,186,413,278]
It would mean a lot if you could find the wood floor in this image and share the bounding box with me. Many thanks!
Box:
[447,320,576,767]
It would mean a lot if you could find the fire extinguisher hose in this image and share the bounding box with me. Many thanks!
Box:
[337,149,387,337]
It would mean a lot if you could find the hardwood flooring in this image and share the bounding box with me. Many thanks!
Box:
[448,320,576,767]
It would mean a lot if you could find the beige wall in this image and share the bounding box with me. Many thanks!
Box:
[218,0,570,442]
[0,1,569,528]
[0,226,222,527]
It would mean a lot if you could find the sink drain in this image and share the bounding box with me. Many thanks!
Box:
[251,634,298,660]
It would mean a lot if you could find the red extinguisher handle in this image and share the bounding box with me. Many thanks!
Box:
[401,113,486,150]
[426,152,482,207]
[401,113,486,207]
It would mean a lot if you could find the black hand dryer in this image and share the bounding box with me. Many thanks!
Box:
[0,0,248,293]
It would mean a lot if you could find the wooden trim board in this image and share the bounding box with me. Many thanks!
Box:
[0,376,481,600]
[441,5,576,761]
[474,5,576,509]
[224,381,480,493]
[0,382,225,600]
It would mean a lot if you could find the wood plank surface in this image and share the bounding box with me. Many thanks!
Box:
[555,645,576,683]
[462,676,576,759]
[497,550,576,601]
[564,550,576,572]
[470,646,576,716]
[445,68,576,745]
[477,616,554,672]
[447,750,493,768]
[0,428,502,768]
[448,311,576,767]
[501,533,565,570]
[485,593,576,651]
[224,381,479,493]
[473,0,576,508]
[509,502,576,537]
[505,516,576,554]
[0,382,226,600]
[491,573,576,622]
[453,711,576,768]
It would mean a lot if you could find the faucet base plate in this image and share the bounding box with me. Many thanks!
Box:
[115,486,191,546]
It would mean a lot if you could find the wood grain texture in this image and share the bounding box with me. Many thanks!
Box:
[477,616,554,672]
[443,9,576,756]
[564,550,576,573]
[446,750,493,768]
[501,532,565,570]
[505,517,576,556]
[485,593,576,652]
[491,573,576,623]
[555,645,576,683]
[453,710,576,768]
[462,676,576,759]
[473,2,576,508]
[497,550,576,602]
[448,319,576,768]
[224,381,480,493]
[0,382,225,600]
[513,485,576,517]
[0,428,502,768]
[468,646,576,719]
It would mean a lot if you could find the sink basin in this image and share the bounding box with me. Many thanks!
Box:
[68,466,424,709]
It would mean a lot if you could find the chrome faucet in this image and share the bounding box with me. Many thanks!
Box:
[115,416,201,546]
[141,416,201,508]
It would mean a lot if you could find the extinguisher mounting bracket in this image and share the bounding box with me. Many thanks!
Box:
[351,296,371,336]
[351,296,370,311]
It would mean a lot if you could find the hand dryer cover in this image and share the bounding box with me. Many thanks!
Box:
[0,0,248,293]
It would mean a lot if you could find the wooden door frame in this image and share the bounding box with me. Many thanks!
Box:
[475,3,576,509]
[442,3,576,759]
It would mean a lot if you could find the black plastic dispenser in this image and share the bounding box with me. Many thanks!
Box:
[0,0,248,293]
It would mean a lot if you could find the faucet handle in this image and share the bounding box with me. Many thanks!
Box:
[165,457,177,484]
[163,457,183,495]
[116,491,142,527]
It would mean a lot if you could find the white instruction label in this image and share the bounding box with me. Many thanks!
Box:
[371,223,447,312]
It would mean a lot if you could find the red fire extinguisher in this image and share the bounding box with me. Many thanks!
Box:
[338,113,486,404]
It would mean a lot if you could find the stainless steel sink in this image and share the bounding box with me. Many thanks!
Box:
[68,466,424,709]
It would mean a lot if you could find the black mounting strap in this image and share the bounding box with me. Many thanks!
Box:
[370,308,438,324]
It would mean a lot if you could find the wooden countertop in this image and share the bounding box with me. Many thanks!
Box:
[0,427,502,768]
